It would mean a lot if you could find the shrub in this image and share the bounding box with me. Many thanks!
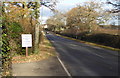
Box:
[81,33,120,48]
[60,32,120,49]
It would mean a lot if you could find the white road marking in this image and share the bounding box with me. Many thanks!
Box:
[51,41,55,42]
[70,44,78,46]
[93,46,102,49]
[57,56,72,77]
[94,53,105,58]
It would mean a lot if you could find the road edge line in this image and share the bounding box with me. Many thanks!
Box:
[57,56,72,77]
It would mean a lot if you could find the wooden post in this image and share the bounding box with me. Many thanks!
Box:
[26,47,28,56]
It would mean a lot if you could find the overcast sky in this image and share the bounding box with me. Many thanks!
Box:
[39,0,91,24]
[39,0,118,25]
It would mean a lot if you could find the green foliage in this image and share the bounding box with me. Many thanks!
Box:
[9,22,23,54]
[1,21,12,76]
[1,19,23,76]
[9,22,23,33]
[1,33,10,56]
[8,22,23,38]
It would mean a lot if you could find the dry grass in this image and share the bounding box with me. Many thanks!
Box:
[62,27,119,35]
[95,28,119,35]
[12,37,56,64]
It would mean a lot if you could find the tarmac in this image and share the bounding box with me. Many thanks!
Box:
[12,56,68,76]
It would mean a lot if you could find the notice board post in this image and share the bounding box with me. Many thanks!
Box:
[22,34,32,56]
[26,47,28,56]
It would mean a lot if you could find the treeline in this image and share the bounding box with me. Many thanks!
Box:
[46,1,120,49]
[46,1,110,33]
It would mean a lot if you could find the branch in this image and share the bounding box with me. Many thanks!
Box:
[107,9,120,13]
[106,1,120,7]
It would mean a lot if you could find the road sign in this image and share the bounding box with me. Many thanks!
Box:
[22,34,32,47]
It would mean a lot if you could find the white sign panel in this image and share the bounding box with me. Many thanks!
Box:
[22,34,32,47]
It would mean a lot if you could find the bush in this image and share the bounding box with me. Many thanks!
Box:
[80,33,120,49]
[60,32,120,49]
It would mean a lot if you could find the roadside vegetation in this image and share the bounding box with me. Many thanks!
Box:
[1,1,56,76]
[46,1,120,49]
[1,2,39,76]
[12,36,56,64]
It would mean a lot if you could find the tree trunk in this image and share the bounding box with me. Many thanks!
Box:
[34,2,40,53]
[34,23,40,53]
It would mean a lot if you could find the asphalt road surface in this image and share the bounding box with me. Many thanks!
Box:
[46,33,119,76]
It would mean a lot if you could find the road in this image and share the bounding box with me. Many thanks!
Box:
[46,33,119,76]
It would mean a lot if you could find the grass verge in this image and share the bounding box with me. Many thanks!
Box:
[12,36,57,64]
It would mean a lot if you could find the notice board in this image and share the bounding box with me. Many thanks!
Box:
[22,34,32,47]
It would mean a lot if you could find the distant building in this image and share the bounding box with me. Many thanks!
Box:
[44,24,48,29]
[41,24,47,28]
[41,24,48,30]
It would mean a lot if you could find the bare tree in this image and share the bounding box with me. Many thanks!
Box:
[106,0,119,26]
[46,13,65,32]
[66,1,105,33]
[106,0,120,13]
